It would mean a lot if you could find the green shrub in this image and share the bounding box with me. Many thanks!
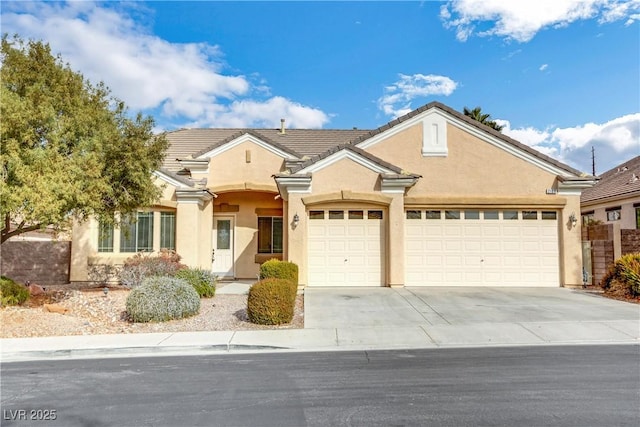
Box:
[601,253,640,297]
[119,249,186,288]
[175,268,217,298]
[126,276,200,322]
[259,259,298,288]
[0,276,29,306]
[247,278,297,325]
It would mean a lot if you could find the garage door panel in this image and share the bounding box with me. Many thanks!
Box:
[308,210,385,287]
[406,209,559,287]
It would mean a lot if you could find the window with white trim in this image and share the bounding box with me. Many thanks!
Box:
[258,217,283,254]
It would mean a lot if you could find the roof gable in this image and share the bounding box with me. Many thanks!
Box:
[353,101,586,178]
[194,131,300,161]
[294,144,411,176]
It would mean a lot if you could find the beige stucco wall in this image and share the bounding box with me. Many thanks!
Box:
[206,140,287,187]
[582,196,640,230]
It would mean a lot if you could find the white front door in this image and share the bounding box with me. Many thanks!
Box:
[212,216,234,278]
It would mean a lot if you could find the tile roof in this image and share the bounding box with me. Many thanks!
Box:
[160,102,586,178]
[162,128,371,171]
[581,155,640,204]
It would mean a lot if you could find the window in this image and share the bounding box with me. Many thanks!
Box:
[484,210,499,220]
[542,211,557,220]
[636,209,640,229]
[406,210,422,219]
[309,210,325,220]
[368,210,383,219]
[606,209,621,221]
[503,210,518,220]
[445,210,460,220]
[582,211,594,226]
[120,212,154,252]
[97,221,114,252]
[425,210,441,220]
[160,212,176,250]
[329,210,344,220]
[349,210,364,219]
[522,211,538,220]
[258,217,283,254]
[464,210,480,220]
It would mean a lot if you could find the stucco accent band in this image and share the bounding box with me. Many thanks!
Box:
[404,195,567,208]
[302,190,393,206]
[211,182,279,193]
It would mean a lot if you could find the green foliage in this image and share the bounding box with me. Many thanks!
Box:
[175,268,217,298]
[0,36,168,243]
[463,106,504,132]
[125,276,200,323]
[118,250,185,288]
[247,278,297,325]
[0,276,29,306]
[601,253,640,297]
[259,259,299,287]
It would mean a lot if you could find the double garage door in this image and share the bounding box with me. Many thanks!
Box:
[405,209,560,287]
[306,207,560,287]
[307,208,385,287]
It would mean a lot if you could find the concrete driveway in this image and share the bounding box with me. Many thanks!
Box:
[304,287,640,347]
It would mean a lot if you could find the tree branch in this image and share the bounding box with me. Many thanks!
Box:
[1,222,44,244]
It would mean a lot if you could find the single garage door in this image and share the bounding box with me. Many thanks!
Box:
[405,209,559,287]
[308,209,385,286]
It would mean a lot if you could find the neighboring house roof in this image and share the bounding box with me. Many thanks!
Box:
[581,155,640,205]
[161,102,586,178]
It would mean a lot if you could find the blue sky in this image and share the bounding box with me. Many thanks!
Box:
[2,1,639,174]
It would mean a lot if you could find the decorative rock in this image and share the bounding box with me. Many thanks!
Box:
[43,304,70,315]
[27,284,46,295]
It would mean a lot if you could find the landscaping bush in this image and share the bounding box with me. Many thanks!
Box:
[0,276,29,306]
[601,253,640,297]
[247,278,297,325]
[119,249,185,288]
[259,259,298,288]
[175,268,217,298]
[125,276,200,322]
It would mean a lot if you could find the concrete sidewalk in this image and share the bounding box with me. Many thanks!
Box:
[1,286,638,362]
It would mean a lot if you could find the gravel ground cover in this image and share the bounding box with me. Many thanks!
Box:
[1,284,303,338]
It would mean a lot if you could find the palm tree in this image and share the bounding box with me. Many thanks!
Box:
[463,106,504,132]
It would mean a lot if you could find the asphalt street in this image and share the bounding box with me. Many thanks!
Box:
[2,345,639,427]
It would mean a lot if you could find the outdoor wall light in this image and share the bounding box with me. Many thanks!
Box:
[569,212,578,228]
[103,286,109,297]
[293,213,300,227]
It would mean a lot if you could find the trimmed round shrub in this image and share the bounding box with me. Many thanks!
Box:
[0,276,29,306]
[175,268,217,298]
[247,278,297,325]
[259,259,298,287]
[601,253,640,297]
[119,250,186,288]
[126,276,200,322]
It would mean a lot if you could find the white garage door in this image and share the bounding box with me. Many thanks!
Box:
[308,209,385,286]
[405,209,559,287]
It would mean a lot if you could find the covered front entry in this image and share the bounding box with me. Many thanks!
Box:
[405,209,560,287]
[307,208,386,286]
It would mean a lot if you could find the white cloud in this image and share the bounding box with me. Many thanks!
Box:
[539,64,549,71]
[440,0,640,42]
[500,113,640,174]
[0,1,329,129]
[378,73,458,118]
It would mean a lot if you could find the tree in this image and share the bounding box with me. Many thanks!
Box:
[463,106,504,132]
[0,36,168,243]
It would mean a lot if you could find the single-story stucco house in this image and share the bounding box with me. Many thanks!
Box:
[581,155,640,229]
[70,102,596,287]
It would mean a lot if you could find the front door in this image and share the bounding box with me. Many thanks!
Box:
[212,216,234,278]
